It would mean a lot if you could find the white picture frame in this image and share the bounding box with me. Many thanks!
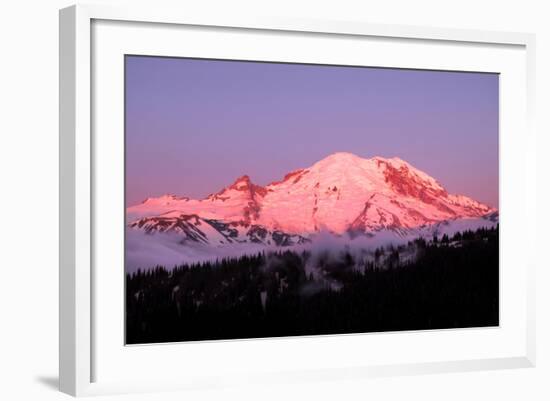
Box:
[59,4,536,397]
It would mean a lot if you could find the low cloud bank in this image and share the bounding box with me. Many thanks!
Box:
[125,229,268,273]
[125,216,497,273]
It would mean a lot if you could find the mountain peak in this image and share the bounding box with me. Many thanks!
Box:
[314,152,411,171]
[224,174,267,198]
[230,175,252,187]
[318,152,363,164]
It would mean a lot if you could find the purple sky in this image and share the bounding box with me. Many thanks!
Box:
[125,56,499,208]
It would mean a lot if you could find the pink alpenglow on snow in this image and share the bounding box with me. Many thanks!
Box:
[128,152,495,234]
[125,153,498,271]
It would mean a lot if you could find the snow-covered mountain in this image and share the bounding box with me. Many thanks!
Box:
[128,152,495,234]
[126,152,497,269]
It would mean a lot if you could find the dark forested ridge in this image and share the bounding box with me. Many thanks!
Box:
[126,226,499,344]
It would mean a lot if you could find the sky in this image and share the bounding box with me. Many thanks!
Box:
[125,56,499,208]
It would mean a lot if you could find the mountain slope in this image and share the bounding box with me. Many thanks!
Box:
[129,211,309,247]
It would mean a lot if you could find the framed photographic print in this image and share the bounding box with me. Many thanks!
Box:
[59,4,536,396]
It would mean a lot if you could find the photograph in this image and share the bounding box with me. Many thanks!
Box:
[124,55,499,345]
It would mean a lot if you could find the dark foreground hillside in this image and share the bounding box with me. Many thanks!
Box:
[126,227,498,344]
